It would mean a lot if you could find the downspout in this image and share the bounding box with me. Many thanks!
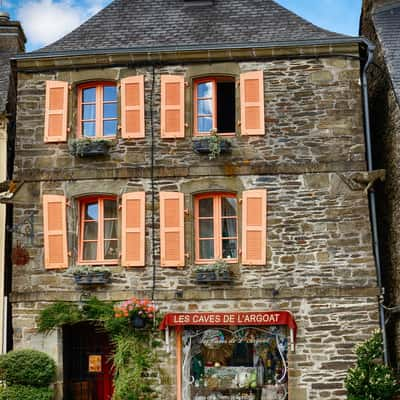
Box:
[360,39,388,365]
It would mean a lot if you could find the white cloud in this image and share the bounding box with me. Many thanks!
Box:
[17,0,83,48]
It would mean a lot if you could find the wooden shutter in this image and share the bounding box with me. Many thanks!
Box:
[121,76,145,138]
[160,75,185,138]
[242,189,267,265]
[43,194,68,269]
[240,71,265,136]
[121,192,145,267]
[44,81,68,143]
[159,192,185,267]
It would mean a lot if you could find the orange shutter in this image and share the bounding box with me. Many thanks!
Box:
[44,81,68,143]
[240,71,265,136]
[160,75,185,138]
[159,192,185,267]
[43,194,68,269]
[121,192,145,267]
[242,189,267,265]
[121,76,145,138]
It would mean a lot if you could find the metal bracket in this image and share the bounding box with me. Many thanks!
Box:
[7,211,35,245]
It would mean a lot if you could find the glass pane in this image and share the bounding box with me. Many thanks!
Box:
[83,242,97,260]
[197,82,212,98]
[82,87,96,103]
[197,117,212,133]
[222,239,237,259]
[199,220,213,238]
[222,218,237,237]
[103,103,117,119]
[200,240,214,259]
[103,85,117,102]
[104,220,118,239]
[82,104,96,120]
[222,197,237,216]
[103,120,117,136]
[104,240,118,259]
[199,198,213,217]
[83,121,96,137]
[198,99,212,115]
[104,199,117,218]
[85,203,98,220]
[84,221,98,240]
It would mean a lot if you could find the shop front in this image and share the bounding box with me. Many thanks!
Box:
[160,311,297,400]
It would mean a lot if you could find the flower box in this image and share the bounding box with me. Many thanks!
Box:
[193,138,232,156]
[69,139,112,157]
[73,268,111,285]
[195,261,233,284]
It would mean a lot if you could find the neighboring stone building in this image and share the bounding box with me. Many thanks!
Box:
[361,0,400,368]
[0,11,25,354]
[11,0,381,399]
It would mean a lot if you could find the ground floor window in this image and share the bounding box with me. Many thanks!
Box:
[182,326,288,400]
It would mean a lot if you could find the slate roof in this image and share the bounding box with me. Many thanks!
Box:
[373,3,400,104]
[0,53,11,114]
[34,0,351,55]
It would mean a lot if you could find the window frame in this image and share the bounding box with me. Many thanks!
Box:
[78,195,119,265]
[193,76,236,137]
[77,81,118,139]
[194,192,238,264]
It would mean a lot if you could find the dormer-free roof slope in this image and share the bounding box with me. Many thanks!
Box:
[33,0,351,56]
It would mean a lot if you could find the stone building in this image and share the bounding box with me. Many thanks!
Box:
[0,11,25,353]
[361,0,400,368]
[11,0,382,399]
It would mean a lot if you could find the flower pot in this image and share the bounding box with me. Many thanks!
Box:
[73,272,111,285]
[192,138,232,155]
[130,314,146,329]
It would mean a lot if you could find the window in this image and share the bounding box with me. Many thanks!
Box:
[194,77,236,135]
[79,196,118,264]
[77,82,118,138]
[194,193,238,263]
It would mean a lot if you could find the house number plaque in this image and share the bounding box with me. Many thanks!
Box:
[88,355,102,372]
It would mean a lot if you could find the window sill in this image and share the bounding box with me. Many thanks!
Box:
[76,260,119,266]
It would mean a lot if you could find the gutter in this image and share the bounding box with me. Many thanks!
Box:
[360,40,389,365]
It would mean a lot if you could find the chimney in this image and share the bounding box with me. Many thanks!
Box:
[0,11,26,53]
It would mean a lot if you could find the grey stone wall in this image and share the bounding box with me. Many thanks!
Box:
[11,55,380,400]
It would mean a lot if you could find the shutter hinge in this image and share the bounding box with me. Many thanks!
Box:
[66,200,71,207]
[239,249,243,255]
[68,84,72,90]
[67,251,72,257]
[238,198,242,204]
[184,123,189,128]
[184,208,190,215]
[118,124,122,131]
[117,82,121,89]
[67,127,71,133]
[118,204,122,210]
[184,81,190,87]
[237,120,241,127]
[185,253,190,258]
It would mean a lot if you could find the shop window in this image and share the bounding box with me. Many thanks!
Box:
[79,196,118,264]
[77,82,118,138]
[194,193,238,263]
[194,77,236,135]
[182,326,288,399]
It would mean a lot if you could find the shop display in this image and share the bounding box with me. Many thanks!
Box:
[182,326,288,400]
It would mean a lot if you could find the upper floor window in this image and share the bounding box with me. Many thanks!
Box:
[194,193,238,263]
[194,77,236,136]
[78,82,118,138]
[79,196,118,264]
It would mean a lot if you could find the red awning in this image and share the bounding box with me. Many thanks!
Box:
[160,311,297,339]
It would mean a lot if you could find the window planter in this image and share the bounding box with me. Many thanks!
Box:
[195,261,233,284]
[69,139,112,157]
[192,138,232,158]
[73,267,111,286]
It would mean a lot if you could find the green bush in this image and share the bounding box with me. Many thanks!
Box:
[0,385,54,400]
[0,349,56,387]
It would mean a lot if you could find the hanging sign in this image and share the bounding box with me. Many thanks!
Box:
[160,311,297,339]
[88,355,102,373]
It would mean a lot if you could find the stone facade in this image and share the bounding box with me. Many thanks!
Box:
[361,0,400,368]
[11,43,381,400]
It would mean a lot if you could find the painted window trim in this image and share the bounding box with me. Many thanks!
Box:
[78,195,119,265]
[193,76,236,137]
[194,192,238,264]
[77,81,118,139]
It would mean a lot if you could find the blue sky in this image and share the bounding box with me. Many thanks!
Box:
[2,0,362,52]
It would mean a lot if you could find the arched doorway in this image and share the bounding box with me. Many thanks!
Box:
[63,321,114,400]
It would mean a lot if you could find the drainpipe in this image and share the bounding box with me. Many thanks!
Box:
[360,39,388,365]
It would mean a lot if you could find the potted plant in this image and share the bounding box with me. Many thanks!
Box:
[114,297,157,329]
[195,260,233,283]
[193,129,232,159]
[72,266,112,285]
[69,138,113,157]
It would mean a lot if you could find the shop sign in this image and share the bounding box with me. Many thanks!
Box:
[88,355,102,373]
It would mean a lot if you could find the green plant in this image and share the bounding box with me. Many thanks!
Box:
[72,266,111,275]
[0,349,56,387]
[195,259,230,275]
[345,330,399,400]
[0,385,54,400]
[38,301,82,333]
